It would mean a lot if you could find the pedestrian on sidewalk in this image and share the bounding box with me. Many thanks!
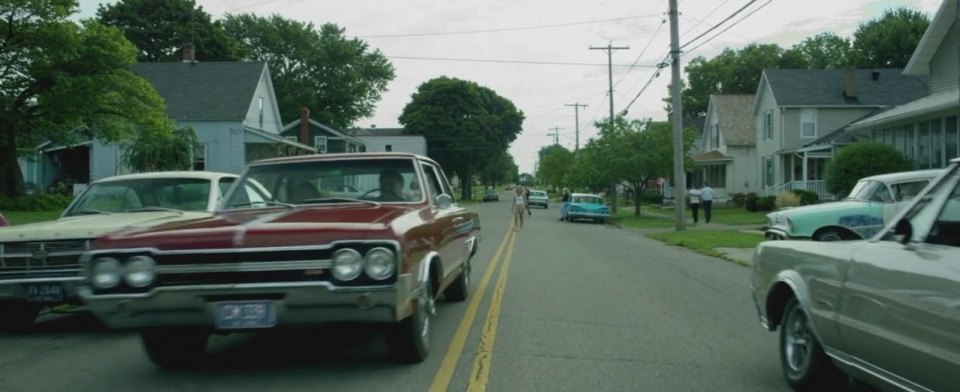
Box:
[701,182,715,223]
[512,186,527,230]
[688,186,702,224]
[559,187,571,221]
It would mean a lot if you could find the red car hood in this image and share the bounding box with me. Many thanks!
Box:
[94,204,417,251]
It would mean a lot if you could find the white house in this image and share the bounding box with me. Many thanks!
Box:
[348,127,427,155]
[690,94,758,201]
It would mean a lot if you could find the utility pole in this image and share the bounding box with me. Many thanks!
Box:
[564,103,588,152]
[669,0,686,231]
[547,127,563,145]
[591,43,629,214]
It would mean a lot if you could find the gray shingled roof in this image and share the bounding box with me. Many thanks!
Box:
[132,62,266,120]
[763,69,929,106]
[711,94,756,145]
[348,127,408,137]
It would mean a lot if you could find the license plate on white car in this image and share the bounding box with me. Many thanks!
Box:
[215,300,276,329]
[25,284,63,302]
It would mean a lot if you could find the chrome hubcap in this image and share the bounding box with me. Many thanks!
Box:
[785,308,812,372]
[819,232,842,241]
[418,288,434,342]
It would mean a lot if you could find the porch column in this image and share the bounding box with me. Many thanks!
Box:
[802,151,809,191]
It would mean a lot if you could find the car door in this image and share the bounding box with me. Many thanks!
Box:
[882,179,933,223]
[837,168,960,391]
[419,163,461,275]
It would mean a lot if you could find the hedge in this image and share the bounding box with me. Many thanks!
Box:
[0,194,74,211]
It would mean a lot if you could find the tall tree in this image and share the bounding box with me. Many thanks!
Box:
[222,14,394,128]
[399,77,524,200]
[565,141,613,193]
[478,150,515,187]
[97,0,243,62]
[536,145,574,191]
[1,1,172,197]
[785,32,853,69]
[852,7,930,68]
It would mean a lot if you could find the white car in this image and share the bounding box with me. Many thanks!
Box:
[0,171,243,330]
[527,190,549,208]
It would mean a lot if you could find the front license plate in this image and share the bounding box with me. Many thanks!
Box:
[215,301,276,329]
[25,284,63,302]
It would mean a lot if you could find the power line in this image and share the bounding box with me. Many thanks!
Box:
[613,17,667,90]
[683,0,773,54]
[680,0,733,38]
[679,0,758,50]
[357,14,662,38]
[388,56,657,67]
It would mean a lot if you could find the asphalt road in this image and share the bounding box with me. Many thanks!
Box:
[0,194,793,392]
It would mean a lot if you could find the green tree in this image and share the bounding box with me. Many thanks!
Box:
[97,0,243,62]
[1,1,172,197]
[222,14,394,128]
[825,142,915,197]
[399,77,524,200]
[852,7,930,68]
[536,145,574,191]
[478,150,516,187]
[565,141,614,193]
[123,126,199,172]
[785,32,853,69]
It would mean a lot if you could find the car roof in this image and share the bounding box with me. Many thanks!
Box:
[860,168,946,183]
[94,171,236,184]
[250,152,439,167]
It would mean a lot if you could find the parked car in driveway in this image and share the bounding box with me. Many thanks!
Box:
[527,189,549,208]
[564,193,610,223]
[78,153,481,368]
[482,188,499,202]
[751,159,959,392]
[765,169,944,241]
[0,171,239,330]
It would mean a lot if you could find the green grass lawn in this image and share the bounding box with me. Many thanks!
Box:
[4,210,64,226]
[610,211,676,228]
[705,207,768,226]
[646,229,764,264]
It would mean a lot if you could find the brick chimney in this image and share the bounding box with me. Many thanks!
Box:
[299,106,310,145]
[843,68,857,99]
[182,43,195,63]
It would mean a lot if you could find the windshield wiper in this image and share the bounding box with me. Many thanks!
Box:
[304,197,381,206]
[125,207,184,214]
[227,201,294,209]
[67,209,112,216]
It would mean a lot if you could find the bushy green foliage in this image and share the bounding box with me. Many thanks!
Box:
[826,142,915,196]
[744,192,759,212]
[791,189,820,205]
[639,192,663,204]
[756,196,777,212]
[0,194,74,211]
[731,192,746,207]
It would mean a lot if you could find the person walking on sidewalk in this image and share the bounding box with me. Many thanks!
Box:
[701,182,715,223]
[687,186,702,224]
[559,188,571,220]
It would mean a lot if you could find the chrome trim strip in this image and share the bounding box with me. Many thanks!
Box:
[826,348,932,392]
[85,280,399,299]
[0,251,85,258]
[84,239,401,257]
[156,260,332,274]
[0,276,83,284]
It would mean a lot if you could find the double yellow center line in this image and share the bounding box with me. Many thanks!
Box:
[429,224,518,392]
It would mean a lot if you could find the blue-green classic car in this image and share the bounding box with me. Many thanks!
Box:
[563,193,610,223]
[765,169,944,241]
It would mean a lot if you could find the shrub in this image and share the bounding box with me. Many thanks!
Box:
[776,192,801,209]
[731,192,746,207]
[791,189,820,205]
[639,192,663,204]
[756,196,777,212]
[826,142,914,196]
[744,192,759,212]
[0,193,75,211]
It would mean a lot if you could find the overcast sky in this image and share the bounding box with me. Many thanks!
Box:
[78,0,943,173]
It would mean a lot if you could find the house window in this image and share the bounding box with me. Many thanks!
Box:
[801,109,817,139]
[947,116,958,162]
[764,157,774,187]
[932,119,943,168]
[258,97,264,128]
[905,124,916,161]
[192,144,207,171]
[712,124,720,149]
[919,121,931,169]
[385,144,393,152]
[763,111,773,141]
[314,136,327,153]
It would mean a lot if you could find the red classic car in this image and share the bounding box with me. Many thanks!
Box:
[78,153,482,368]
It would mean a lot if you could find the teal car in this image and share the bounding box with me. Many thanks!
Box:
[765,169,945,241]
[564,193,610,223]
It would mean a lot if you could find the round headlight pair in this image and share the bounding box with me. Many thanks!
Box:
[332,247,396,281]
[91,255,156,289]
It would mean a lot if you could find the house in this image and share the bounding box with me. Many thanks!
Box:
[280,107,366,153]
[19,50,314,189]
[753,68,928,199]
[689,94,758,201]
[347,127,427,155]
[847,0,959,169]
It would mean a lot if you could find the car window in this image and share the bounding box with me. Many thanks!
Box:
[892,180,930,202]
[867,182,894,203]
[420,164,444,203]
[218,177,235,199]
[66,178,213,215]
[927,175,960,247]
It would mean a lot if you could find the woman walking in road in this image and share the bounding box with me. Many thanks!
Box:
[513,186,527,230]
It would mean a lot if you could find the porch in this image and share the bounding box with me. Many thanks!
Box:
[762,145,836,200]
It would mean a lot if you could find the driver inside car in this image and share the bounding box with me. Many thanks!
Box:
[378,169,406,202]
